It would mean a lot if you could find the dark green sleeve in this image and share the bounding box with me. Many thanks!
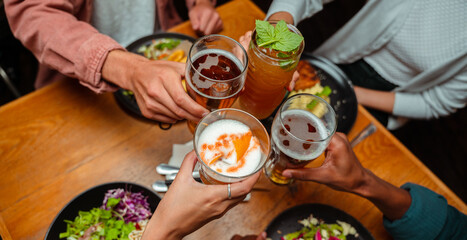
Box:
[382,182,467,240]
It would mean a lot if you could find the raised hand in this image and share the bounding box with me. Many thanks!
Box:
[189,0,223,36]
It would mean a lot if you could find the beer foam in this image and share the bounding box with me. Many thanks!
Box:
[197,119,262,177]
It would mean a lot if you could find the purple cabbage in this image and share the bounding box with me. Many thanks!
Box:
[101,188,152,223]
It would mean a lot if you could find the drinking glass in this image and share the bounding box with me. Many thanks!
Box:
[264,93,337,185]
[238,21,305,120]
[185,34,248,133]
[193,108,270,184]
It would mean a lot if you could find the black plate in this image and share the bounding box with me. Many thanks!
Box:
[260,54,357,134]
[113,33,196,130]
[45,182,161,240]
[266,203,374,240]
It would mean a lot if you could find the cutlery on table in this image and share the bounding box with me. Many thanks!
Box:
[152,177,202,192]
[156,163,182,175]
[350,122,377,148]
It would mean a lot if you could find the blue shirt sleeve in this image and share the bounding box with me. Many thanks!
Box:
[382,182,467,240]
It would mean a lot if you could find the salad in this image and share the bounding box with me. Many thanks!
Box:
[59,188,153,240]
[280,214,359,240]
[137,38,191,62]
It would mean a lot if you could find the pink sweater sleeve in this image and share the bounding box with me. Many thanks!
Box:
[5,0,125,93]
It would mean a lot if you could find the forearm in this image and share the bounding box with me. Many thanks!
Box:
[5,0,124,93]
[354,170,412,221]
[354,86,395,114]
[141,209,182,240]
[102,50,148,90]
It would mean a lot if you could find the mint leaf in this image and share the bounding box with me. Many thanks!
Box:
[277,52,291,58]
[274,20,288,35]
[255,20,303,52]
[273,31,304,52]
[255,20,275,44]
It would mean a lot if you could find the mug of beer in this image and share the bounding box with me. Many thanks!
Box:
[264,94,337,185]
[193,108,270,184]
[185,35,248,133]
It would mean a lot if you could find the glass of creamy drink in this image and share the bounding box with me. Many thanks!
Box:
[193,108,270,184]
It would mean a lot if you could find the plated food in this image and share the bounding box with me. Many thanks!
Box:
[265,204,374,240]
[280,214,358,240]
[59,188,151,240]
[293,55,358,133]
[45,182,160,240]
[289,60,332,119]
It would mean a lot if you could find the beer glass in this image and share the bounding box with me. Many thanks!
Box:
[264,94,337,185]
[186,35,248,133]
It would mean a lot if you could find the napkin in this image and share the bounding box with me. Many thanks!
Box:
[168,140,194,168]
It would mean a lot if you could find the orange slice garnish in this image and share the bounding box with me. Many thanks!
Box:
[232,132,252,162]
[207,152,224,165]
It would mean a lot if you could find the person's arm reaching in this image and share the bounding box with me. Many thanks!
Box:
[5,0,209,122]
[101,50,208,123]
[283,133,411,220]
[141,151,261,240]
[4,0,123,93]
[282,133,467,239]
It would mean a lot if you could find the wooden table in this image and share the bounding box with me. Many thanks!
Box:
[0,0,465,239]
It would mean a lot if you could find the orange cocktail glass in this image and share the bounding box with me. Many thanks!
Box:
[239,21,304,120]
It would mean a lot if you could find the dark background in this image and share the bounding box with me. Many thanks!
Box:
[0,0,465,202]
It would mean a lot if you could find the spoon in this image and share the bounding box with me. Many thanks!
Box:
[156,163,182,175]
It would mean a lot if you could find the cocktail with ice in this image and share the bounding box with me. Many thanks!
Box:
[194,109,270,184]
[264,94,337,185]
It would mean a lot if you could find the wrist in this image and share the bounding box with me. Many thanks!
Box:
[352,169,378,198]
[102,50,146,90]
[267,11,294,25]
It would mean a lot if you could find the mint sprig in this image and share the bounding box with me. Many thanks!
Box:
[255,20,303,52]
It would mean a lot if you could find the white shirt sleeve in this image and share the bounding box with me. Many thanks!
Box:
[393,71,467,119]
[266,0,334,25]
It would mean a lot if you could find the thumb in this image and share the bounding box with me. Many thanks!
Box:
[282,167,329,183]
[178,150,198,180]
